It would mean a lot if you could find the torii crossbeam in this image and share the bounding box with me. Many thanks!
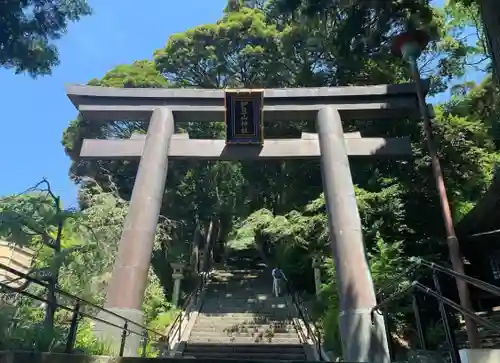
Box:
[66,81,427,361]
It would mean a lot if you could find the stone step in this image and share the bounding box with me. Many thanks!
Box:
[189,328,298,335]
[190,330,298,338]
[193,321,293,327]
[202,298,288,302]
[193,322,293,328]
[203,296,286,301]
[192,323,294,331]
[187,336,301,344]
[194,320,296,329]
[182,351,306,360]
[201,302,288,307]
[201,303,289,308]
[201,304,289,309]
[194,318,293,323]
[189,329,300,336]
[202,301,288,305]
[195,316,293,322]
[191,332,297,338]
[199,309,290,315]
[194,321,293,326]
[196,312,286,318]
[184,343,305,353]
[188,336,301,343]
[192,320,294,326]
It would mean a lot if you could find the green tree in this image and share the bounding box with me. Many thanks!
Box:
[0,0,92,76]
[60,0,500,354]
[452,0,500,82]
[0,180,91,329]
[0,180,176,355]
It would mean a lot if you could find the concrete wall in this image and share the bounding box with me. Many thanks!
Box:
[0,351,196,363]
[459,349,500,363]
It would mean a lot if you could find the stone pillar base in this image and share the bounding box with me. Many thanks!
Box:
[93,308,144,357]
[339,309,390,363]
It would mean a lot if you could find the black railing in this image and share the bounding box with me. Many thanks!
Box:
[164,269,210,350]
[374,258,500,363]
[0,262,167,356]
[284,278,325,361]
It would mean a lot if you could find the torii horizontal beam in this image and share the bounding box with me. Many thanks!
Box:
[80,136,412,160]
[75,101,417,122]
[128,131,363,140]
[66,81,429,122]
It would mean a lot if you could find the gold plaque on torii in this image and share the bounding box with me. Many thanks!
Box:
[224,89,264,145]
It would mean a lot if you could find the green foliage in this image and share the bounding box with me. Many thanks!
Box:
[0,181,176,354]
[154,7,282,88]
[88,60,170,89]
[0,0,92,76]
[54,0,500,356]
[450,0,500,82]
[0,298,113,355]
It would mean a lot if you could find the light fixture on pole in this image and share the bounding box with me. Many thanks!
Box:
[391,28,481,348]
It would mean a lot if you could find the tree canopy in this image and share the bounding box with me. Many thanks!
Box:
[59,1,500,353]
[2,0,500,358]
[0,0,92,76]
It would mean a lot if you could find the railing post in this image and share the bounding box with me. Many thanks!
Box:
[65,302,80,353]
[432,271,461,363]
[141,330,148,357]
[412,292,427,350]
[178,314,182,341]
[119,321,128,357]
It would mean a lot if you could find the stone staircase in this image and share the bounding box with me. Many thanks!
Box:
[181,260,309,361]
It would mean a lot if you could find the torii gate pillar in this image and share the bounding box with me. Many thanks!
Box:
[94,107,174,356]
[317,107,390,363]
[67,81,425,360]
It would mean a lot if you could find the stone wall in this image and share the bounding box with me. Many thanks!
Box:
[0,352,189,363]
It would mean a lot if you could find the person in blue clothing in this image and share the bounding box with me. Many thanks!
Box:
[272,267,285,297]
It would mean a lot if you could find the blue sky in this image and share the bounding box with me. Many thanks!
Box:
[0,0,228,208]
[0,0,485,208]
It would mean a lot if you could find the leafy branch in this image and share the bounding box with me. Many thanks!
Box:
[0,178,92,329]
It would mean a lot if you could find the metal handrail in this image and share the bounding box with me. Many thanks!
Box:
[373,259,500,363]
[284,278,325,361]
[0,262,165,335]
[0,262,167,356]
[412,282,500,334]
[416,258,500,297]
[164,269,209,349]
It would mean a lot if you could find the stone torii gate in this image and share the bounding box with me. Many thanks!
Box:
[66,82,425,362]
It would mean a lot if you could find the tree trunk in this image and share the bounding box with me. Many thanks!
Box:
[190,226,201,272]
[202,217,219,271]
[44,282,57,329]
[45,199,63,332]
[218,212,233,264]
[480,0,500,83]
[213,218,224,262]
[151,246,172,297]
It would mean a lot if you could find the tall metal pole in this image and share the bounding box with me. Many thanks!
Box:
[317,107,390,363]
[393,31,481,348]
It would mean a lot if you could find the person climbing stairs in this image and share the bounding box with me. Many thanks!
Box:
[180,252,311,361]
